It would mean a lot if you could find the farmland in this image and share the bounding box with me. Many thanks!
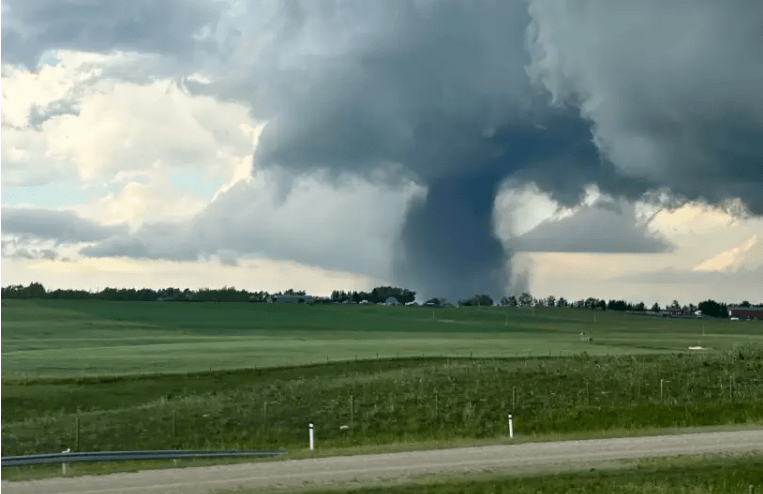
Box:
[3,299,761,380]
[2,299,763,481]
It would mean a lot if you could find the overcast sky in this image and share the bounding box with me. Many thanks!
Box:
[2,0,762,305]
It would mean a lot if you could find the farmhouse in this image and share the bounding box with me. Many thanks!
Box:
[666,308,690,316]
[271,295,314,304]
[728,307,763,320]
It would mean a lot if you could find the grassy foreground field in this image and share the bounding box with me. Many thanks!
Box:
[3,299,762,379]
[2,299,762,482]
[3,348,763,457]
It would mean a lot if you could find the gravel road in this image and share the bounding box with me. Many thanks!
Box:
[4,430,762,494]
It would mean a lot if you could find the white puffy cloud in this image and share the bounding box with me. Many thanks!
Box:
[42,79,255,182]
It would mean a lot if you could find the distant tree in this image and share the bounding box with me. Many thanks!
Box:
[741,300,751,307]
[670,300,681,309]
[459,294,493,306]
[369,286,416,304]
[2,284,23,298]
[518,292,533,307]
[607,300,630,311]
[698,300,729,318]
[651,302,661,312]
[634,302,646,311]
[546,295,556,307]
[556,297,568,308]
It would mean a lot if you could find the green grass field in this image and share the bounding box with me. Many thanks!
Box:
[2,299,762,483]
[3,299,761,380]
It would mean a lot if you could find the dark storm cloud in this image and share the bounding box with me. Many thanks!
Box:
[244,0,621,300]
[1,0,228,69]
[1,208,127,243]
[526,0,763,212]
[242,0,763,300]
[10,0,762,301]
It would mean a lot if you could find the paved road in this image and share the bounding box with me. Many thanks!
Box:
[4,430,762,494]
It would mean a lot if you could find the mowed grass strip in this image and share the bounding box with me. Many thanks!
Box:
[3,349,762,458]
[3,300,762,379]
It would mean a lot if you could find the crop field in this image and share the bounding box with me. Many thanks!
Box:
[2,299,762,481]
[3,299,762,380]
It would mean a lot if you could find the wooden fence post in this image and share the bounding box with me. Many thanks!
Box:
[75,417,80,452]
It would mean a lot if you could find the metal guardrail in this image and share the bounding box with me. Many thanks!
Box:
[1,449,288,467]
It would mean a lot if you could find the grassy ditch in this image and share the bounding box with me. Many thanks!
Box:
[3,347,762,460]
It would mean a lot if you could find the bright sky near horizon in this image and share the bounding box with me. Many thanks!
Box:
[2,0,762,306]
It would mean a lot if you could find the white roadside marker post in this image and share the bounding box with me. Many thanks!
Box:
[62,448,70,475]
[508,414,514,439]
[309,421,315,452]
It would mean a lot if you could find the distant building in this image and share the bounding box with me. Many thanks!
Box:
[728,307,763,320]
[271,295,314,304]
[667,308,688,316]
[384,297,401,306]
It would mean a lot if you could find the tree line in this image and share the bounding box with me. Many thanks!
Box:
[1,282,415,305]
[2,282,752,318]
[493,293,736,318]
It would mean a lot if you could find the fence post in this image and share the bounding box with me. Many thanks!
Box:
[349,395,354,424]
[75,417,80,452]
[512,387,516,411]
[309,421,315,452]
[62,449,70,475]
[435,390,439,418]
[508,414,514,439]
